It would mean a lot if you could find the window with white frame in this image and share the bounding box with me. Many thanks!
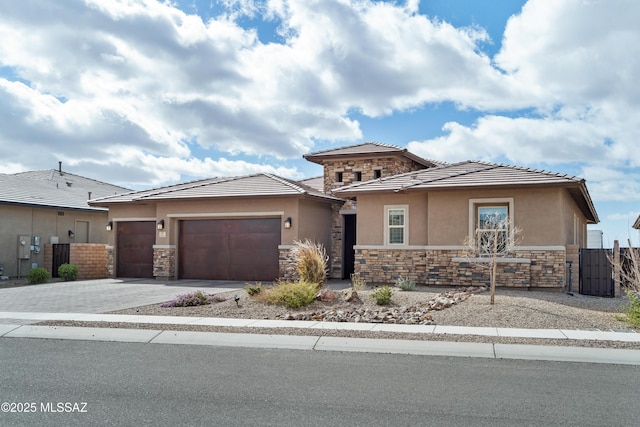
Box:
[385,205,408,245]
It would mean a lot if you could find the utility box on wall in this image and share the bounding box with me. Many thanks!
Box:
[18,235,31,259]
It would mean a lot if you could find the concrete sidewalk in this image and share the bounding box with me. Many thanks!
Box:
[1,311,640,365]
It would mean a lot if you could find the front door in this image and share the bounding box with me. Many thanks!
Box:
[343,214,356,279]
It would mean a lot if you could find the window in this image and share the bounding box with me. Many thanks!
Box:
[354,171,362,182]
[476,206,508,255]
[374,169,382,179]
[336,171,343,182]
[385,206,407,245]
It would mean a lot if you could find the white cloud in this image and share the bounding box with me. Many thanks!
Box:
[408,0,640,203]
[0,0,639,197]
[607,211,640,222]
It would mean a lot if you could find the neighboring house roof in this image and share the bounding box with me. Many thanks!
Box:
[303,142,444,168]
[334,161,599,223]
[0,169,131,212]
[89,173,341,206]
[634,215,640,230]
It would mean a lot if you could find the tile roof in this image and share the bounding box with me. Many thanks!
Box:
[89,173,341,205]
[0,169,131,211]
[297,176,324,192]
[334,161,599,223]
[303,142,444,168]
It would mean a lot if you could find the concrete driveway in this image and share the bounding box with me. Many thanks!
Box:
[0,278,243,314]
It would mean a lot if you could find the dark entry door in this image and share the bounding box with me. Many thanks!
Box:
[179,218,280,281]
[343,214,356,279]
[117,221,155,278]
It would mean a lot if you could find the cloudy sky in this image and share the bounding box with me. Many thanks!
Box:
[1,0,638,245]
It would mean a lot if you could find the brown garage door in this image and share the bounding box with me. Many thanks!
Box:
[117,221,155,278]
[179,218,280,281]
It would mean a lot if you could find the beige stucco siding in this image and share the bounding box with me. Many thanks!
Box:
[354,186,587,247]
[297,199,332,253]
[355,193,428,245]
[104,196,333,247]
[0,204,109,277]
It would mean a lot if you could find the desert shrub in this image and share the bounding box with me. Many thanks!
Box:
[58,263,79,281]
[395,275,415,291]
[245,282,263,296]
[286,239,328,287]
[621,291,640,328]
[27,267,50,284]
[371,285,393,305]
[161,291,226,308]
[257,279,318,309]
[350,272,366,291]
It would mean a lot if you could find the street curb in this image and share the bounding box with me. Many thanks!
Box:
[3,324,640,365]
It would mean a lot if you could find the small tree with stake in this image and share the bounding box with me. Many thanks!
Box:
[463,211,521,305]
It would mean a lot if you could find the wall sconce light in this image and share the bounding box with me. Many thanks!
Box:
[106,221,113,231]
[284,217,292,229]
[157,219,165,230]
[68,230,75,238]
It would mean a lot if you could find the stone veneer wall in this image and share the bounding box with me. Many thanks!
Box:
[355,247,567,289]
[153,246,176,280]
[323,157,426,193]
[279,246,294,280]
[106,246,114,277]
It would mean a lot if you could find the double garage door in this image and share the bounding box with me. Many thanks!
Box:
[116,218,280,281]
[179,218,280,281]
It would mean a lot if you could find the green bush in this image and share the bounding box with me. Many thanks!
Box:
[395,275,415,291]
[257,279,318,309]
[371,285,393,306]
[622,291,640,328]
[58,263,79,281]
[28,267,50,284]
[245,282,263,296]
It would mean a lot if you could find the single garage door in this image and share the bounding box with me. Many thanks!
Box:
[179,218,280,281]
[117,221,155,278]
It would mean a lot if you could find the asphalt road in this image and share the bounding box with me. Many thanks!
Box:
[1,338,639,426]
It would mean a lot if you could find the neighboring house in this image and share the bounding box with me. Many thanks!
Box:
[0,164,130,278]
[634,215,640,231]
[89,142,599,290]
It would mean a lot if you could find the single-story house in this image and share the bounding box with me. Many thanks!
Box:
[89,142,598,290]
[0,163,130,278]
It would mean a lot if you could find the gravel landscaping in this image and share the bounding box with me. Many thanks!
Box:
[38,284,640,349]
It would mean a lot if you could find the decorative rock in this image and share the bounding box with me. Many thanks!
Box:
[342,289,361,303]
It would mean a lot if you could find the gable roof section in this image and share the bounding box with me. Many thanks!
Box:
[297,176,324,192]
[334,161,599,223]
[634,215,640,230]
[0,169,131,212]
[303,142,444,168]
[89,173,341,206]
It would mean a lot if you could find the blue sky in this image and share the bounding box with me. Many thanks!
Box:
[0,0,638,246]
